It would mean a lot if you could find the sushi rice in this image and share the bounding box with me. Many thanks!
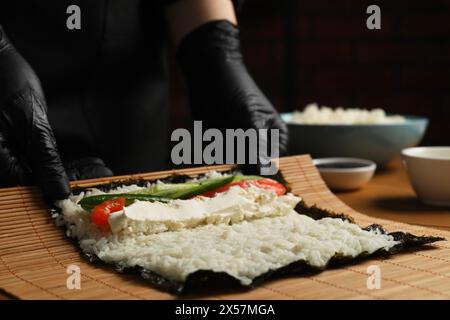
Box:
[56,171,398,285]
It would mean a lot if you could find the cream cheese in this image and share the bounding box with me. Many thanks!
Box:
[108,185,301,235]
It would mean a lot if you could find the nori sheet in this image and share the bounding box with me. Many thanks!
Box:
[53,166,445,295]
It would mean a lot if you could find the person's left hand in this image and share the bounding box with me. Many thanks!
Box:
[177,20,288,157]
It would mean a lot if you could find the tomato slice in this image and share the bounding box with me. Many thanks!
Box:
[91,197,126,229]
[201,178,286,197]
[251,178,287,196]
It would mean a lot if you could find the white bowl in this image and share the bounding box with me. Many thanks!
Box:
[313,158,377,191]
[401,147,450,207]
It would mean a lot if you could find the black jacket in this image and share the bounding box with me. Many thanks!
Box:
[0,0,169,174]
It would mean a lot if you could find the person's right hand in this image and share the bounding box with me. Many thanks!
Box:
[64,157,114,181]
[0,25,71,201]
[0,26,115,201]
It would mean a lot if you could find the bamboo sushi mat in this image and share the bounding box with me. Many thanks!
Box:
[1,155,450,300]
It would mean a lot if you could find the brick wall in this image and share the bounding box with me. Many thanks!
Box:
[169,0,450,145]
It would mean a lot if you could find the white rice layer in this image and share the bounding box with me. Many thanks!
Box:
[78,212,398,285]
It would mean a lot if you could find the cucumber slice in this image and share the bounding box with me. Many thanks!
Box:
[79,175,235,211]
[79,194,171,212]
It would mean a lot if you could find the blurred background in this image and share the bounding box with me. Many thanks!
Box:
[168,0,450,146]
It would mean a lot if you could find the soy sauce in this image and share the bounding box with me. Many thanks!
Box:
[316,162,369,169]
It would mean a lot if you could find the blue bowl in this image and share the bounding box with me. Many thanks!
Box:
[281,113,429,166]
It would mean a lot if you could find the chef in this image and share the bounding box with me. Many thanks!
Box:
[0,0,287,202]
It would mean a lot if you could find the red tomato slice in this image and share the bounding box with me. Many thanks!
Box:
[202,179,286,197]
[91,197,126,229]
[251,178,287,196]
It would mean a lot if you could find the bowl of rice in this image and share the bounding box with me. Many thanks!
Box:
[281,103,428,166]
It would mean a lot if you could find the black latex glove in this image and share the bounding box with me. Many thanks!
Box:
[64,157,114,181]
[177,20,289,158]
[0,27,114,200]
[0,25,70,201]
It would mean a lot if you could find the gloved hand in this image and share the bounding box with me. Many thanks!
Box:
[176,20,288,158]
[64,157,114,181]
[0,27,114,200]
[0,25,71,201]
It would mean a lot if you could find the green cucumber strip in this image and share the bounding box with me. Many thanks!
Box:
[128,182,200,197]
[167,176,235,199]
[79,175,236,212]
[127,175,261,196]
[79,194,171,212]
[125,176,237,199]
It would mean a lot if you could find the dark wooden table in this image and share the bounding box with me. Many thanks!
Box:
[336,158,450,231]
